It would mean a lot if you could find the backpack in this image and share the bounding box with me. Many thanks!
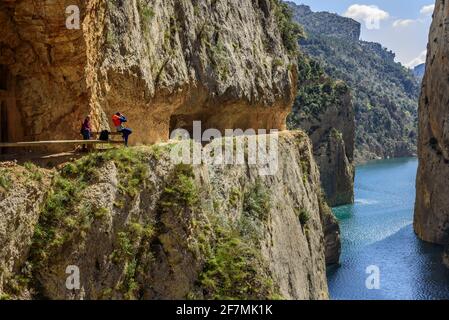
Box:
[99,130,110,141]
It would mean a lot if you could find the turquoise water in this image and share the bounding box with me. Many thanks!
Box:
[327,158,449,300]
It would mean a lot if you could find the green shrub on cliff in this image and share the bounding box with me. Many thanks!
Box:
[271,0,304,54]
[297,208,310,226]
[137,0,155,28]
[287,54,348,127]
[161,164,199,210]
[0,169,11,193]
[28,148,152,270]
[199,233,275,300]
[243,180,271,222]
[112,220,155,300]
[198,180,279,300]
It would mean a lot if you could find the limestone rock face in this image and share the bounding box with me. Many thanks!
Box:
[0,163,50,296]
[298,91,355,207]
[288,57,355,207]
[414,0,449,246]
[0,0,297,146]
[0,131,340,300]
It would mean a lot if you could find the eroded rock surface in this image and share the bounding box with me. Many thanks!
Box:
[0,0,297,146]
[414,0,449,246]
[0,163,51,297]
[296,89,354,207]
[0,131,340,300]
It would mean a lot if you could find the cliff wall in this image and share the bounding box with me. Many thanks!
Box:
[414,0,449,246]
[0,0,297,146]
[288,57,355,206]
[0,131,340,300]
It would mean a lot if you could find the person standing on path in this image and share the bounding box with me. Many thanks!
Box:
[80,115,92,152]
[112,112,133,147]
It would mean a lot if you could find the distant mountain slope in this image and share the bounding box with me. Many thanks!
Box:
[289,3,360,41]
[413,63,425,81]
[287,2,420,162]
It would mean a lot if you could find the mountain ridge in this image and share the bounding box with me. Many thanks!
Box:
[287,2,420,163]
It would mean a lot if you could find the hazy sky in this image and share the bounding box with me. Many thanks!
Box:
[289,0,435,68]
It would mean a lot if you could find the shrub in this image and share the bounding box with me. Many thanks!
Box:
[161,164,198,210]
[199,230,277,300]
[0,170,11,192]
[243,180,271,222]
[272,0,304,54]
[297,209,310,226]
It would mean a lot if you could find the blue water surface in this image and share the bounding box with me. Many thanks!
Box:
[327,158,449,300]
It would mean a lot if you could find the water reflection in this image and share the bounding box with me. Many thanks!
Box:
[327,158,449,300]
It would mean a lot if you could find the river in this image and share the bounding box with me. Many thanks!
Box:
[327,158,449,300]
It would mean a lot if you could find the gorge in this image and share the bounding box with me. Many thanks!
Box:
[1,0,449,302]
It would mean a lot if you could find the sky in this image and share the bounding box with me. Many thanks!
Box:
[289,0,435,68]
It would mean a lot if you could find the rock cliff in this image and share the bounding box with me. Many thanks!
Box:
[0,0,297,146]
[0,131,340,300]
[0,162,51,298]
[414,0,449,246]
[288,56,355,207]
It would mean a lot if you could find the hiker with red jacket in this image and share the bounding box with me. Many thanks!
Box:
[112,112,132,146]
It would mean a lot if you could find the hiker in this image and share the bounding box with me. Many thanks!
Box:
[112,112,132,146]
[80,115,92,152]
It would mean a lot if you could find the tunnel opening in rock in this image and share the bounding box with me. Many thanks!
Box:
[0,65,23,153]
[169,113,204,140]
[0,101,7,154]
[0,65,7,90]
[0,65,9,154]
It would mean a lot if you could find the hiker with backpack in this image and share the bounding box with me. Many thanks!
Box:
[112,112,133,147]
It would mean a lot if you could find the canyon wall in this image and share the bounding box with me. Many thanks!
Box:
[0,132,340,300]
[299,90,354,207]
[288,57,355,207]
[0,0,297,146]
[414,0,449,246]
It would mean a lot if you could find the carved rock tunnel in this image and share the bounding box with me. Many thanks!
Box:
[0,65,21,154]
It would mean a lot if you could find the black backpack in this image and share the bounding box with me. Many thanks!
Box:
[99,130,110,141]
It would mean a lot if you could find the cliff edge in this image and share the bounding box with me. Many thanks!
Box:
[0,132,340,300]
[415,0,449,246]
